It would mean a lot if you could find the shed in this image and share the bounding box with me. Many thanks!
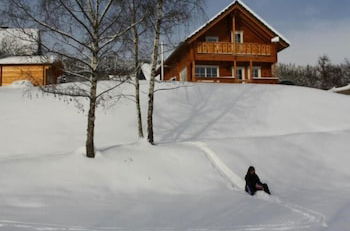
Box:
[0,56,63,86]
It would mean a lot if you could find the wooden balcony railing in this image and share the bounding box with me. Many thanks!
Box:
[196,42,272,56]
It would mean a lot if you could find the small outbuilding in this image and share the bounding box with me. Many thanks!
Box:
[0,56,63,86]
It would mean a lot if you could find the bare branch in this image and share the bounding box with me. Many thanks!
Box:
[40,85,90,99]
[99,15,146,51]
[98,0,113,25]
[154,84,194,93]
[96,78,128,99]
[10,0,93,52]
[73,0,95,27]
[58,0,94,39]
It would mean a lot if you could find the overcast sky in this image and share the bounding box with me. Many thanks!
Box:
[200,0,350,65]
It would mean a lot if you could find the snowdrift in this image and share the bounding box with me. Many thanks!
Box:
[0,82,349,230]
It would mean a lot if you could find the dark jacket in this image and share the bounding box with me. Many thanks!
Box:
[245,173,262,194]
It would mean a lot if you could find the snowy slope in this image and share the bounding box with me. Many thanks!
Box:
[0,82,349,231]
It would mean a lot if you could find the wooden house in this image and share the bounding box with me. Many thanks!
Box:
[0,56,63,86]
[162,0,290,84]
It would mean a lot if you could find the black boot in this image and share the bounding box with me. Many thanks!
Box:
[263,184,271,195]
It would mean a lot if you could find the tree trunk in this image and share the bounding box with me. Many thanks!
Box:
[86,78,97,158]
[135,77,144,138]
[132,0,144,138]
[147,0,163,144]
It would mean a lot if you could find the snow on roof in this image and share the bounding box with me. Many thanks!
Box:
[0,56,55,65]
[141,63,151,80]
[141,63,161,81]
[186,0,290,45]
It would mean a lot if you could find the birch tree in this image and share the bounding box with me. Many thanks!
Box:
[146,0,204,144]
[125,0,151,139]
[147,0,164,144]
[7,0,142,158]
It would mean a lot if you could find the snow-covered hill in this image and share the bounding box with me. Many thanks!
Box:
[0,81,349,231]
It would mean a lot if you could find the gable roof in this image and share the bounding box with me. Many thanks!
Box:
[186,0,290,46]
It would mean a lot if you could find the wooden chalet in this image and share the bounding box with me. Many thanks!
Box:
[163,0,290,84]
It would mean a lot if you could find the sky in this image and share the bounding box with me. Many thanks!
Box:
[198,0,350,65]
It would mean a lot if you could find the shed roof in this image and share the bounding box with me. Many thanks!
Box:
[0,56,55,65]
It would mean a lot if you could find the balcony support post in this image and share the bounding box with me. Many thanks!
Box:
[249,60,253,81]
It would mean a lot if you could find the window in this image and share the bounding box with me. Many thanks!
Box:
[205,36,219,42]
[235,31,243,43]
[195,66,219,78]
[252,66,261,78]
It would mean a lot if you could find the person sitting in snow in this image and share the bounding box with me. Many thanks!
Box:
[245,166,271,196]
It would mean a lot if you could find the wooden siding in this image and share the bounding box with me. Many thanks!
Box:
[1,65,45,86]
[0,62,63,86]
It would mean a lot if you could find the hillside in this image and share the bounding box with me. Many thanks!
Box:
[0,81,349,231]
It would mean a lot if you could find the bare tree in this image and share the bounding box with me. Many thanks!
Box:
[6,0,142,158]
[278,55,350,89]
[146,0,204,144]
[126,0,150,139]
[147,0,164,144]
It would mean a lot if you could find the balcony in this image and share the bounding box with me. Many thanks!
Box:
[196,42,273,56]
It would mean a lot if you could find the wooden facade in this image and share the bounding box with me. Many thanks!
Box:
[0,59,63,86]
[162,0,289,84]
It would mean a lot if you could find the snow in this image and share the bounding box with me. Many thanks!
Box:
[140,63,161,80]
[141,63,152,80]
[185,0,290,45]
[0,55,54,65]
[271,36,280,43]
[6,80,34,89]
[0,82,350,230]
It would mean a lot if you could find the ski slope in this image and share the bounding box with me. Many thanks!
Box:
[0,81,350,230]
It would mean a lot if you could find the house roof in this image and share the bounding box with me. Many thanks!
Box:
[0,56,55,65]
[141,63,152,80]
[186,0,290,45]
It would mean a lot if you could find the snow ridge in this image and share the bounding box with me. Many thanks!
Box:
[189,142,245,190]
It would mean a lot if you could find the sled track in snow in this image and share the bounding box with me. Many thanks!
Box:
[189,141,327,231]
